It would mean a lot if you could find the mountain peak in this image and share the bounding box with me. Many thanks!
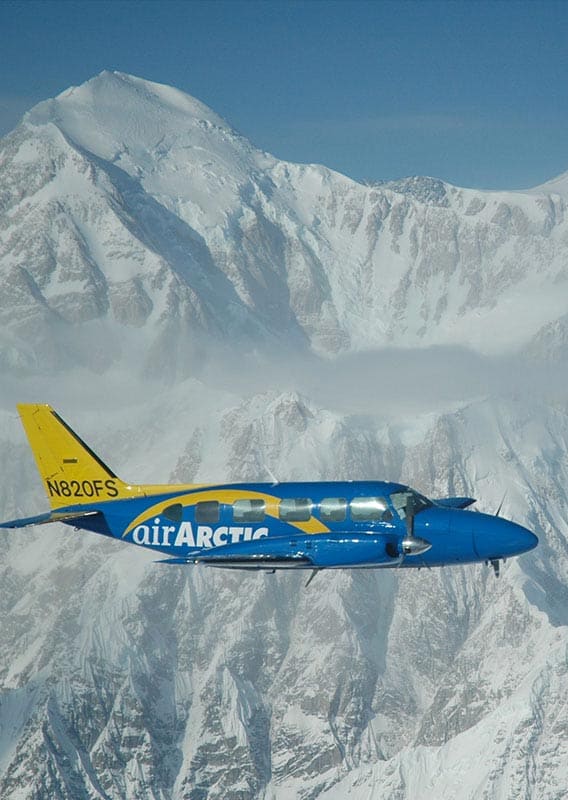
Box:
[75,71,225,122]
[23,70,233,163]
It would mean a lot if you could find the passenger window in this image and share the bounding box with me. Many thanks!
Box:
[164,503,183,523]
[279,498,312,522]
[320,497,347,522]
[195,501,220,524]
[350,496,392,522]
[233,499,266,522]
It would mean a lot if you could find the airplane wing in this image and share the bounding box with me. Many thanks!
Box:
[157,554,313,569]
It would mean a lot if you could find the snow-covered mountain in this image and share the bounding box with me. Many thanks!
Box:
[2,71,568,376]
[1,72,568,799]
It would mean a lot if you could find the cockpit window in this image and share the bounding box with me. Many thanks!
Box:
[350,496,393,522]
[390,490,432,520]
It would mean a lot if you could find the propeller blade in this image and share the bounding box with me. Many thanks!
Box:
[495,492,507,518]
[406,493,415,539]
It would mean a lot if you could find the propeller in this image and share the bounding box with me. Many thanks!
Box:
[495,492,507,518]
[400,493,432,559]
[487,492,507,578]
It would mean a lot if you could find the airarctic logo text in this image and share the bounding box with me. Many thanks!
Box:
[132,517,269,548]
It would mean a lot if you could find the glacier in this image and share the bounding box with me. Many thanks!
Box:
[1,71,568,799]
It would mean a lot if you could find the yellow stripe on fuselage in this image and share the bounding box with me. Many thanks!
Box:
[122,488,330,537]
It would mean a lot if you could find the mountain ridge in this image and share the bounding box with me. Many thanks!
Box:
[2,71,568,379]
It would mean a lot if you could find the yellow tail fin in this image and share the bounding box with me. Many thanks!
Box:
[17,404,132,508]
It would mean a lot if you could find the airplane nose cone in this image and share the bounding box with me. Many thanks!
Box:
[525,529,539,551]
[473,515,538,561]
[509,525,539,555]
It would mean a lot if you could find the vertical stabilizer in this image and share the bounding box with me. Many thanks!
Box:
[17,404,133,508]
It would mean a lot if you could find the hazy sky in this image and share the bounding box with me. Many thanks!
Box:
[1,0,568,190]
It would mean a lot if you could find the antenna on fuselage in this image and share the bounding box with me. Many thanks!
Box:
[264,464,279,486]
[305,568,319,587]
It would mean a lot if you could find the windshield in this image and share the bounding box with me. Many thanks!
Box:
[390,490,432,521]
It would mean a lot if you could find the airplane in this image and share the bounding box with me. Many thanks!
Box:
[0,404,538,581]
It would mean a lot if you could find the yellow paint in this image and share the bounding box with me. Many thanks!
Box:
[17,404,330,536]
[123,488,329,537]
[16,404,201,509]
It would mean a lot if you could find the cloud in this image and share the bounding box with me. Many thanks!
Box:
[201,344,568,417]
[3,340,567,424]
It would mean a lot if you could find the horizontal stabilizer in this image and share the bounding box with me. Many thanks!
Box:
[0,510,102,529]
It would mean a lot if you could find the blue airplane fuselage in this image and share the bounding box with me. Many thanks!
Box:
[55,480,538,570]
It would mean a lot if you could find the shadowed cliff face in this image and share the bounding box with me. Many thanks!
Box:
[1,72,567,800]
